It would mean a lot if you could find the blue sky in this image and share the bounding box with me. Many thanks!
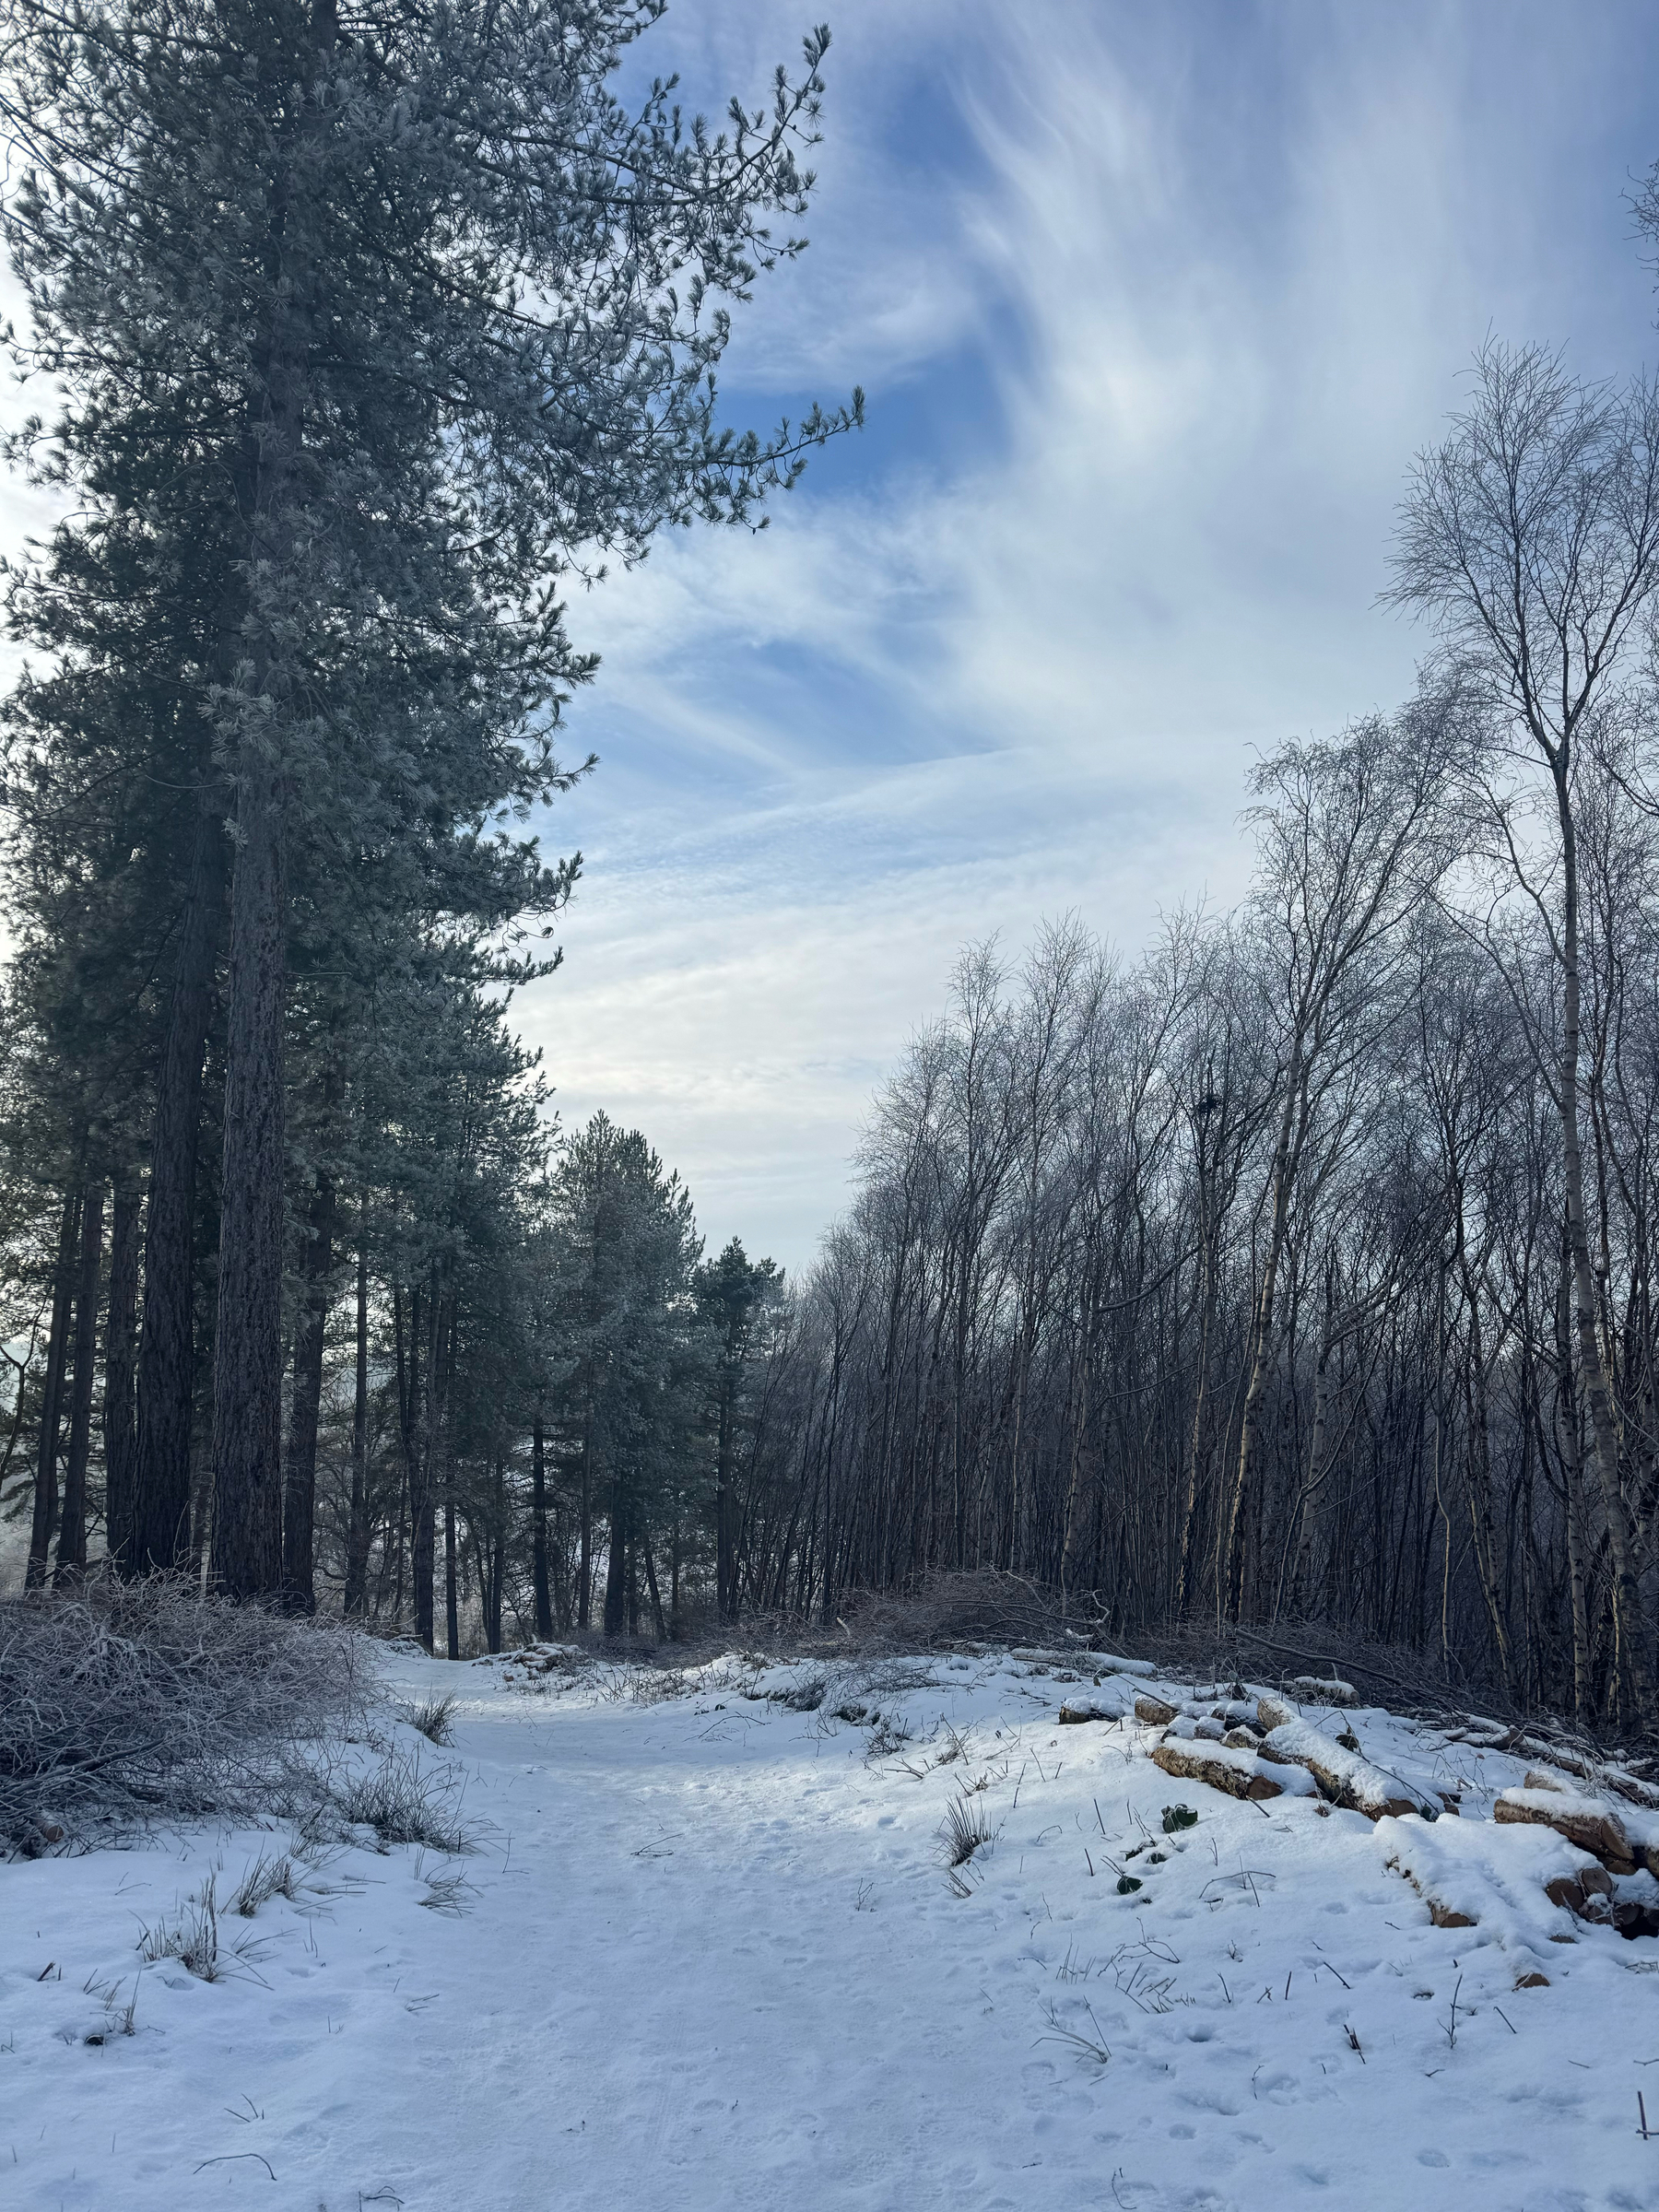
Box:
[520,1,1659,1274]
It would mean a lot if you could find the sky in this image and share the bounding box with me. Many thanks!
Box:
[496,0,1659,1277]
[11,1,1659,1278]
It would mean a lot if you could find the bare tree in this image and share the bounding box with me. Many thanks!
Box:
[1389,341,1659,1712]
[1222,704,1454,1621]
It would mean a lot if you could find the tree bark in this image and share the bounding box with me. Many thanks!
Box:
[28,1193,76,1565]
[210,749,289,1599]
[1555,1236,1592,1724]
[642,1531,668,1641]
[209,7,336,1595]
[486,1456,506,1653]
[1226,1053,1300,1622]
[410,1275,441,1651]
[281,1171,335,1612]
[1555,772,1652,1712]
[54,1181,105,1580]
[577,1364,594,1630]
[1177,1159,1218,1617]
[398,1282,435,1651]
[603,1472,627,1636]
[444,1486,460,1659]
[531,1414,554,1638]
[131,799,226,1572]
[716,1359,737,1623]
[27,1190,79,1586]
[102,1182,141,1571]
[344,1189,371,1615]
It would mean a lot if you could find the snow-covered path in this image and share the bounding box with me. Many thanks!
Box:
[5,1647,1659,2210]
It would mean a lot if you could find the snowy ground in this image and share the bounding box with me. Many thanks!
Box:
[5,1643,1659,2211]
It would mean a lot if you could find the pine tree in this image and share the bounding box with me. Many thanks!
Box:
[695,1239,785,1621]
[2,0,859,1596]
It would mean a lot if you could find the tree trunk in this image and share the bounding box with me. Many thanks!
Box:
[577,1366,594,1630]
[208,16,336,1594]
[444,1486,460,1659]
[1555,1230,1593,1723]
[393,1282,430,1645]
[27,1190,79,1587]
[132,799,225,1573]
[531,1415,554,1639]
[54,1181,105,1580]
[102,1182,141,1572]
[716,1366,737,1623]
[603,1474,627,1636]
[344,1192,371,1616]
[1225,1053,1300,1624]
[486,1457,506,1653]
[1555,777,1651,1712]
[281,1172,335,1612]
[642,1531,668,1641]
[1457,1273,1512,1694]
[1282,1282,1337,1624]
[1059,1328,1095,1599]
[1177,1177,1218,1616]
[411,1283,435,1651]
[210,751,289,1600]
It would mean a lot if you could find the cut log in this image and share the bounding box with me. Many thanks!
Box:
[1544,1866,1614,1915]
[1151,1738,1284,1802]
[1284,1676,1359,1707]
[1013,1646,1157,1677]
[1493,1790,1637,1876]
[1254,1693,1298,1734]
[1259,1720,1438,1819]
[1135,1694,1179,1727]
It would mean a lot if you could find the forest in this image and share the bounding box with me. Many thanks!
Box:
[5,0,1659,1742]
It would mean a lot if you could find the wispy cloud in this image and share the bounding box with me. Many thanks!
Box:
[524,1,1659,1273]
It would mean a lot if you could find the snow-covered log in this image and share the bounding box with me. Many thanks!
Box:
[1257,1719,1439,1819]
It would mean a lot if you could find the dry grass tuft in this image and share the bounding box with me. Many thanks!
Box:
[404,1695,458,1747]
[334,1745,476,1853]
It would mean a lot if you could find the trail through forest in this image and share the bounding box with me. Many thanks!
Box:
[4,1648,1657,2211]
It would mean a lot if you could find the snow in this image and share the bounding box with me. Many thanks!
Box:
[5,1647,1659,2210]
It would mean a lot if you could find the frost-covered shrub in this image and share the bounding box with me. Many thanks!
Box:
[0,1574,374,1846]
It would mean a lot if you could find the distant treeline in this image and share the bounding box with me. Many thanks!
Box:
[747,336,1659,1728]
